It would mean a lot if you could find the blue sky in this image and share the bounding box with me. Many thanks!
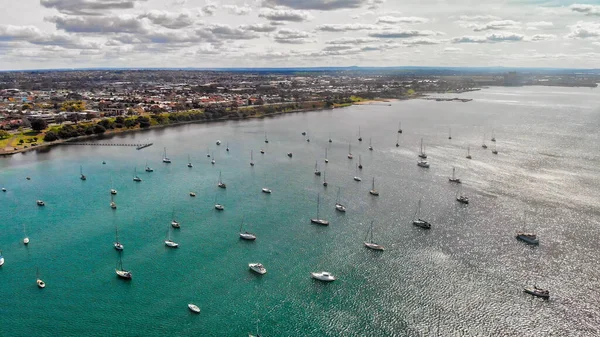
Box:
[0,0,599,70]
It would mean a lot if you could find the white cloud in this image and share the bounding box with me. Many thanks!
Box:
[40,0,144,16]
[262,0,366,11]
[567,22,600,39]
[452,32,524,43]
[529,34,557,41]
[376,16,429,24]
[316,24,377,32]
[570,4,600,16]
[469,20,521,32]
[444,47,462,52]
[138,10,196,29]
[223,5,252,15]
[326,37,379,44]
[526,21,553,29]
[273,28,314,44]
[258,8,312,22]
[369,30,441,39]
[457,15,501,21]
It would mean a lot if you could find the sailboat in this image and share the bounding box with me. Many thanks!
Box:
[133,167,142,182]
[23,224,29,245]
[456,185,469,204]
[448,128,452,140]
[322,171,328,187]
[171,209,180,228]
[80,165,86,181]
[310,193,329,226]
[347,143,353,159]
[0,250,4,267]
[358,155,363,169]
[364,221,384,251]
[449,167,461,183]
[314,161,321,176]
[211,152,215,165]
[262,175,272,194]
[335,187,346,212]
[145,161,154,172]
[187,155,193,168]
[115,252,132,280]
[492,143,498,155]
[466,146,472,159]
[369,177,379,196]
[162,147,171,163]
[491,130,496,142]
[226,142,230,152]
[110,194,117,209]
[218,171,226,188]
[36,268,46,288]
[398,121,403,134]
[412,199,431,229]
[250,150,254,167]
[249,320,261,337]
[165,225,179,248]
[396,133,400,147]
[110,177,117,195]
[482,133,488,149]
[114,223,124,250]
[353,164,362,181]
[264,133,269,144]
[239,216,256,240]
[206,148,211,157]
[260,149,265,154]
[358,126,362,142]
[325,148,329,163]
[418,138,427,159]
[368,137,373,151]
[216,140,222,145]
[328,132,332,143]
[214,194,224,211]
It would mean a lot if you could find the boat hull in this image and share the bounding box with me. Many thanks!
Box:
[116,269,132,279]
[310,219,329,226]
[364,242,385,251]
[524,288,549,299]
[335,204,346,212]
[413,220,431,229]
[310,272,336,282]
[188,304,201,313]
[516,235,539,245]
[240,233,256,240]
[249,264,267,275]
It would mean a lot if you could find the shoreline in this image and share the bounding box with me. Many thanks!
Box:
[0,104,345,157]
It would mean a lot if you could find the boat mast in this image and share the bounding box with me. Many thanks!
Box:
[316,193,320,219]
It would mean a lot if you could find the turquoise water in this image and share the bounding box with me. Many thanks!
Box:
[1,86,600,336]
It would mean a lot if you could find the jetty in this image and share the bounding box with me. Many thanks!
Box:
[63,142,154,150]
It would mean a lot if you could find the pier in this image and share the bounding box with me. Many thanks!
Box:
[64,142,153,150]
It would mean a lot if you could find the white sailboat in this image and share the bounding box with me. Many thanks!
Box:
[364,221,384,251]
[358,126,362,142]
[347,143,353,159]
[110,193,117,209]
[456,185,469,204]
[162,147,171,163]
[187,154,193,168]
[353,164,362,182]
[249,320,261,337]
[368,137,373,151]
[188,304,201,313]
[264,133,269,144]
[115,252,132,280]
[214,194,224,211]
[369,177,379,196]
[23,224,29,245]
[466,146,472,159]
[211,152,215,165]
[114,223,124,250]
[310,193,329,226]
[262,175,272,194]
[164,225,179,248]
[322,171,328,187]
[449,167,461,183]
[314,161,321,176]
[325,148,329,163]
[335,187,346,212]
[226,142,230,152]
[133,167,142,182]
[418,138,427,159]
[239,216,256,240]
[396,133,400,147]
[491,130,496,142]
[110,177,117,195]
[417,159,430,168]
[250,150,254,167]
[412,199,431,229]
[358,155,363,170]
[397,121,403,134]
[145,161,154,172]
[482,133,488,149]
[36,267,46,288]
[218,171,226,188]
[0,250,4,267]
[171,209,180,228]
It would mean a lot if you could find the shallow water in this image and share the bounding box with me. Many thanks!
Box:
[1,86,599,336]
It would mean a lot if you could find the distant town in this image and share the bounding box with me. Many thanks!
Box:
[1,68,598,155]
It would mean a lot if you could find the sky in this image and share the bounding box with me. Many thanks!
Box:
[0,0,600,70]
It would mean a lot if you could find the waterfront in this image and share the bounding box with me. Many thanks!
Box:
[1,86,599,336]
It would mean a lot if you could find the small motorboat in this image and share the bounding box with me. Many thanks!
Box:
[262,188,272,194]
[456,195,469,204]
[133,176,142,182]
[102,161,106,164]
[364,241,384,251]
[114,242,124,250]
[218,182,226,188]
[216,140,221,145]
[516,232,539,245]
[260,149,265,154]
[188,304,201,313]
[1,188,6,192]
[310,271,336,282]
[164,240,179,248]
[171,220,180,229]
[249,263,267,275]
[190,192,196,197]
[240,232,256,240]
[211,159,215,165]
[417,160,430,168]
[287,152,293,158]
[37,278,46,288]
[110,201,117,209]
[335,203,346,212]
[449,167,461,183]
[353,176,362,182]
[145,166,154,172]
[215,204,224,211]
[24,237,30,245]
[110,189,117,195]
[36,200,45,206]
[524,286,549,299]
[26,177,31,180]
[413,219,431,229]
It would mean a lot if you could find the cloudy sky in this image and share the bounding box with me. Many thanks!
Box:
[1,0,599,70]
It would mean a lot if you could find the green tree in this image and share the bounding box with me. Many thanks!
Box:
[43,131,58,142]
[93,124,106,134]
[0,130,9,139]
[30,119,48,131]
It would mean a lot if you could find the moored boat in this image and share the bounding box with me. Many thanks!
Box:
[310,271,336,282]
[249,263,267,275]
[516,232,539,245]
[524,286,549,299]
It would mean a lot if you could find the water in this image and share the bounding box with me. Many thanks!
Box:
[1,86,599,336]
